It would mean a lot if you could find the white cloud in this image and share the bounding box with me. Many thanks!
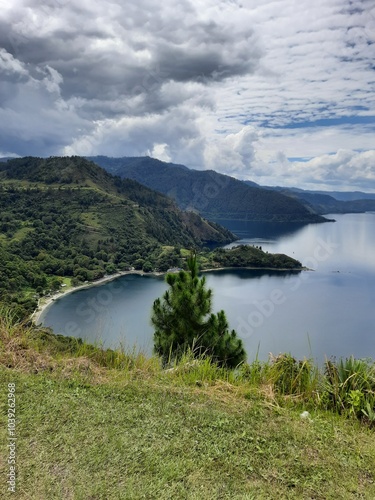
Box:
[0,0,374,190]
[0,48,28,78]
[146,143,172,163]
[247,149,375,191]
[204,126,259,173]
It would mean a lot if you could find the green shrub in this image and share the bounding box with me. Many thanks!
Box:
[269,353,314,397]
[324,356,375,422]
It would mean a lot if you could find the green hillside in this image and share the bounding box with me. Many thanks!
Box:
[0,156,234,316]
[88,156,328,223]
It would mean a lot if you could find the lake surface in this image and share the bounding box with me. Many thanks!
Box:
[41,213,375,362]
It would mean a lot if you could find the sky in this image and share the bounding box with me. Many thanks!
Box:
[0,0,374,191]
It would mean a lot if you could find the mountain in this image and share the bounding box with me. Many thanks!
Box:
[88,156,327,223]
[0,156,234,316]
[260,185,375,214]
[311,190,375,202]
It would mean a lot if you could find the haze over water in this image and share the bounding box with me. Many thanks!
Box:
[42,213,375,362]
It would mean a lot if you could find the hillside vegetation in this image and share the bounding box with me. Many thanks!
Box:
[0,156,233,317]
[1,315,375,499]
[203,244,302,270]
[88,156,328,223]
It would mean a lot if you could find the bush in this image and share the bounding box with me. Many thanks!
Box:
[269,353,314,397]
[324,357,375,422]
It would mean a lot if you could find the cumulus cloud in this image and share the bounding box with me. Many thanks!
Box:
[146,143,172,163]
[204,126,259,173]
[249,149,375,191]
[292,150,375,189]
[0,0,374,190]
[0,0,262,158]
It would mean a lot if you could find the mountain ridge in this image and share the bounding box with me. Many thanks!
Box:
[88,156,328,223]
[258,184,375,214]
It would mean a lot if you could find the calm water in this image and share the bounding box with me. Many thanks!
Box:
[41,213,375,362]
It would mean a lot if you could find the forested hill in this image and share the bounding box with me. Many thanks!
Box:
[0,156,234,316]
[88,156,327,223]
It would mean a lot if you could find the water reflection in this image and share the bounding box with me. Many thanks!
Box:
[211,218,312,240]
[42,213,375,362]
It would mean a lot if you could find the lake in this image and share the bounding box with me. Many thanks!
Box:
[41,213,375,362]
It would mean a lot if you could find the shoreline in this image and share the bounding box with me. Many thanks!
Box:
[31,266,304,326]
[31,270,164,326]
[201,266,305,273]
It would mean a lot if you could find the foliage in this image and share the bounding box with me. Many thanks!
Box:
[324,356,375,423]
[0,156,233,316]
[204,244,302,270]
[151,253,246,368]
[90,155,328,222]
[268,353,316,397]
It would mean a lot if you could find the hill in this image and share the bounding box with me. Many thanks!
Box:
[87,156,328,223]
[309,189,375,202]
[254,184,375,214]
[0,156,234,316]
[293,192,375,214]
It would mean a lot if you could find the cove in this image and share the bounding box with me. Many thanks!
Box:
[41,213,375,362]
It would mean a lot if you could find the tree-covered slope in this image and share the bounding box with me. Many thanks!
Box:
[204,245,302,270]
[88,156,327,223]
[0,156,234,316]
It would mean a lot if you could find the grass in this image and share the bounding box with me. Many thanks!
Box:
[9,226,35,242]
[1,313,375,498]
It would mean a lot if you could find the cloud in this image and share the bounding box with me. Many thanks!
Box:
[0,48,28,80]
[204,126,259,173]
[0,0,374,191]
[248,149,375,191]
[146,143,172,163]
[0,0,261,102]
[0,47,91,156]
[63,106,207,168]
[292,149,375,189]
[0,0,262,159]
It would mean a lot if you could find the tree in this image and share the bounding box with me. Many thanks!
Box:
[151,252,246,368]
[142,261,154,273]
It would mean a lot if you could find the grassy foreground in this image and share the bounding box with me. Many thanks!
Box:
[1,316,375,499]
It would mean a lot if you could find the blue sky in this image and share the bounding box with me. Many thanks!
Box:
[0,0,374,191]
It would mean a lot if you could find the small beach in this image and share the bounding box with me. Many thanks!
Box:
[31,270,164,326]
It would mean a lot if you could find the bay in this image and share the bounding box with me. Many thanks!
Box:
[41,213,375,362]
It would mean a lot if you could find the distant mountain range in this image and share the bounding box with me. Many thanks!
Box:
[3,155,374,218]
[87,156,327,223]
[258,185,375,214]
